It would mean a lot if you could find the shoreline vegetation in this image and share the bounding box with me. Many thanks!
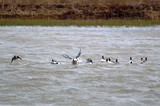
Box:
[0,19,160,26]
[0,0,160,26]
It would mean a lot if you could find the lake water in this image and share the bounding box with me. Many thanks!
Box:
[0,26,160,106]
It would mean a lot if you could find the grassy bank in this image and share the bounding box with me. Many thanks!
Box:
[0,18,160,26]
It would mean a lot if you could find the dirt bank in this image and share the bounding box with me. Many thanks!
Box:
[0,3,159,20]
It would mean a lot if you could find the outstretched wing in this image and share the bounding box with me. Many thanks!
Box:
[76,48,81,59]
[62,54,72,59]
[10,58,14,64]
[10,56,16,64]
[17,56,22,60]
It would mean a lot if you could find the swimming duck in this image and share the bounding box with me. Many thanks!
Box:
[86,58,93,64]
[144,57,147,62]
[129,57,133,64]
[140,58,144,64]
[107,58,114,64]
[10,55,22,64]
[100,56,106,62]
[140,57,147,64]
[62,48,81,65]
[115,59,119,64]
[51,59,60,64]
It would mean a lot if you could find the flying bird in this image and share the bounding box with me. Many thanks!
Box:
[10,55,22,64]
[62,49,81,65]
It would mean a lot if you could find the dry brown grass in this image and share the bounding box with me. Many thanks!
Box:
[0,0,159,5]
[0,0,159,20]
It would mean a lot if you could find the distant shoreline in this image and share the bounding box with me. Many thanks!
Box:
[0,3,159,20]
[0,2,160,26]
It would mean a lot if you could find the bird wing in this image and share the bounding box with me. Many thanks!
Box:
[10,56,16,64]
[62,54,72,59]
[75,48,81,59]
[17,56,22,60]
[10,58,14,64]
